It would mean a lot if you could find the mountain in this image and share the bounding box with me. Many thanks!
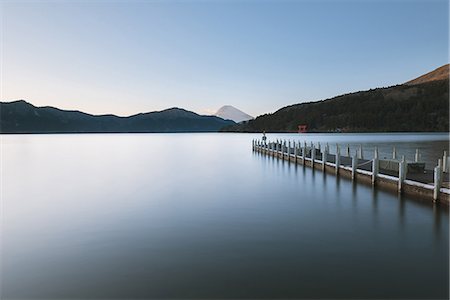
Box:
[405,64,449,85]
[0,100,235,133]
[222,65,449,133]
[214,105,253,123]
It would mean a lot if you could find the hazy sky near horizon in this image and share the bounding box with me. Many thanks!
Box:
[1,0,448,117]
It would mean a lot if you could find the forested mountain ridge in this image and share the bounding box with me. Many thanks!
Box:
[0,100,235,133]
[222,65,449,133]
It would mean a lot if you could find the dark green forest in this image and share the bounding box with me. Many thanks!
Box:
[222,79,449,132]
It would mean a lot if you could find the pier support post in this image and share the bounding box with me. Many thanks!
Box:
[434,163,443,201]
[392,147,397,160]
[302,141,306,164]
[346,144,350,157]
[311,143,316,169]
[288,140,291,159]
[398,156,406,193]
[322,146,328,171]
[443,151,448,173]
[293,142,297,162]
[335,144,340,176]
[415,149,420,162]
[352,154,357,181]
[372,147,379,185]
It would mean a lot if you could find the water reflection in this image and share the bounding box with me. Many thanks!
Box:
[1,133,449,299]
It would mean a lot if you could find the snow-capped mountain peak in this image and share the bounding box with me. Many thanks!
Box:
[215,105,253,123]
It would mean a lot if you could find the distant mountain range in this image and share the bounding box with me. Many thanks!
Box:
[222,64,449,133]
[214,105,253,123]
[2,65,448,134]
[0,100,235,133]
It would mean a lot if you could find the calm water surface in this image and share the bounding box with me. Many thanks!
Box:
[1,133,449,299]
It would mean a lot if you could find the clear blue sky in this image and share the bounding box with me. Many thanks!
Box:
[1,0,448,117]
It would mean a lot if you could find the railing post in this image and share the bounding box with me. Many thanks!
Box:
[415,149,420,162]
[392,146,397,160]
[352,153,358,181]
[434,163,442,201]
[335,144,340,176]
[372,147,379,185]
[398,156,406,193]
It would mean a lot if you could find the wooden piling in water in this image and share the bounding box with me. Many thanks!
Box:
[372,147,379,185]
[311,143,316,169]
[434,161,442,201]
[335,144,340,176]
[443,151,448,173]
[352,154,357,181]
[398,156,406,193]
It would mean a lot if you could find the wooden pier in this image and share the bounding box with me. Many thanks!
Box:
[252,139,450,205]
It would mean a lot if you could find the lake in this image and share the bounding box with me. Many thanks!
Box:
[1,133,449,299]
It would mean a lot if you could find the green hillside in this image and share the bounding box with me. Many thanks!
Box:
[222,78,449,133]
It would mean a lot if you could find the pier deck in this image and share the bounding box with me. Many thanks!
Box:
[253,140,449,205]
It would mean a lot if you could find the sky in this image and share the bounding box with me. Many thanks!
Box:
[1,0,448,117]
